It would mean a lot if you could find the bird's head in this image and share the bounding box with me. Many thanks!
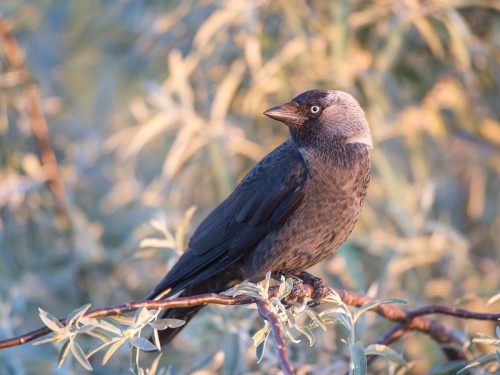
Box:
[263,90,372,149]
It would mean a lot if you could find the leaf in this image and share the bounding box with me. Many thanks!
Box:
[38,308,64,333]
[149,353,164,375]
[67,303,92,327]
[57,339,71,368]
[281,322,301,344]
[486,292,500,306]
[102,338,125,365]
[70,341,93,371]
[109,315,136,327]
[277,277,293,299]
[349,341,367,375]
[295,324,315,346]
[94,319,123,335]
[252,322,270,347]
[135,306,154,326]
[153,328,161,351]
[353,299,408,323]
[149,318,185,330]
[302,309,327,331]
[139,238,176,249]
[364,344,406,367]
[85,327,113,343]
[457,352,498,374]
[473,332,500,347]
[130,337,158,352]
[255,332,269,363]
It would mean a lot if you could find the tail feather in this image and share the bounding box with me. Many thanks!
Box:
[147,267,243,346]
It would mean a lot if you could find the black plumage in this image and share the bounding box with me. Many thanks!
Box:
[146,89,372,345]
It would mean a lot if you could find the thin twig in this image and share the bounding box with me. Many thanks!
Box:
[257,300,295,375]
[0,12,70,230]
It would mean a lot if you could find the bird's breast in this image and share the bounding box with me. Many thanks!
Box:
[252,150,370,276]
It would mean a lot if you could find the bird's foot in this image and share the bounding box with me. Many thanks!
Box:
[271,273,309,306]
[296,272,331,306]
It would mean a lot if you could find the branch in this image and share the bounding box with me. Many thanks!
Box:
[0,280,498,369]
[257,300,295,375]
[0,12,70,230]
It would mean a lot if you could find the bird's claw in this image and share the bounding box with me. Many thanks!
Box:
[296,272,330,306]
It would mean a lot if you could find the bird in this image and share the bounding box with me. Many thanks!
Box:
[146,89,372,345]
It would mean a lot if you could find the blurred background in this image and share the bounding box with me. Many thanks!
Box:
[0,0,499,374]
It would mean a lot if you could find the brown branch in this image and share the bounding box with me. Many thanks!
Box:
[0,12,70,230]
[0,280,497,368]
[257,300,295,375]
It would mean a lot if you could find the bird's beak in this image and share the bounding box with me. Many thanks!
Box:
[263,102,307,126]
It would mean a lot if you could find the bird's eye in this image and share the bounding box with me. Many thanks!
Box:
[310,105,321,114]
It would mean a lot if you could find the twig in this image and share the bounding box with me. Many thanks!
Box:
[0,12,70,230]
[257,300,295,375]
[0,280,498,367]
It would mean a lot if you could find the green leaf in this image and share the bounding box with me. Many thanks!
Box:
[70,340,93,371]
[149,318,185,330]
[349,342,367,375]
[353,299,408,323]
[67,303,92,327]
[38,308,64,333]
[364,344,406,367]
[57,339,71,368]
[130,337,158,352]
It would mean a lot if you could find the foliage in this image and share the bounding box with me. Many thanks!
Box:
[0,0,499,374]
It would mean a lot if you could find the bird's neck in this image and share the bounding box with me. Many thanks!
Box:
[294,137,370,170]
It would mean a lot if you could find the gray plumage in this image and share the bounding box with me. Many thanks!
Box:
[146,89,372,345]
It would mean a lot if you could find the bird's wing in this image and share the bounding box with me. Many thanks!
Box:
[148,140,308,298]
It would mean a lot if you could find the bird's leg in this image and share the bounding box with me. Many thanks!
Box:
[295,271,331,305]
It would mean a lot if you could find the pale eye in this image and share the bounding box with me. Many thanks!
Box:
[310,105,321,114]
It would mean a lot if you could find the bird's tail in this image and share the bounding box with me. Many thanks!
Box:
[148,269,243,346]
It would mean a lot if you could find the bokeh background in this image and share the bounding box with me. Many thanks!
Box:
[1,0,500,374]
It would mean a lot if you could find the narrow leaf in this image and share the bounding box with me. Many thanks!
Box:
[70,341,93,371]
[102,338,125,365]
[303,309,327,331]
[67,303,92,326]
[109,315,136,326]
[349,342,367,375]
[256,333,269,363]
[364,344,406,367]
[149,318,185,330]
[295,324,315,346]
[353,299,408,323]
[57,340,71,368]
[130,337,158,352]
[38,308,64,333]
